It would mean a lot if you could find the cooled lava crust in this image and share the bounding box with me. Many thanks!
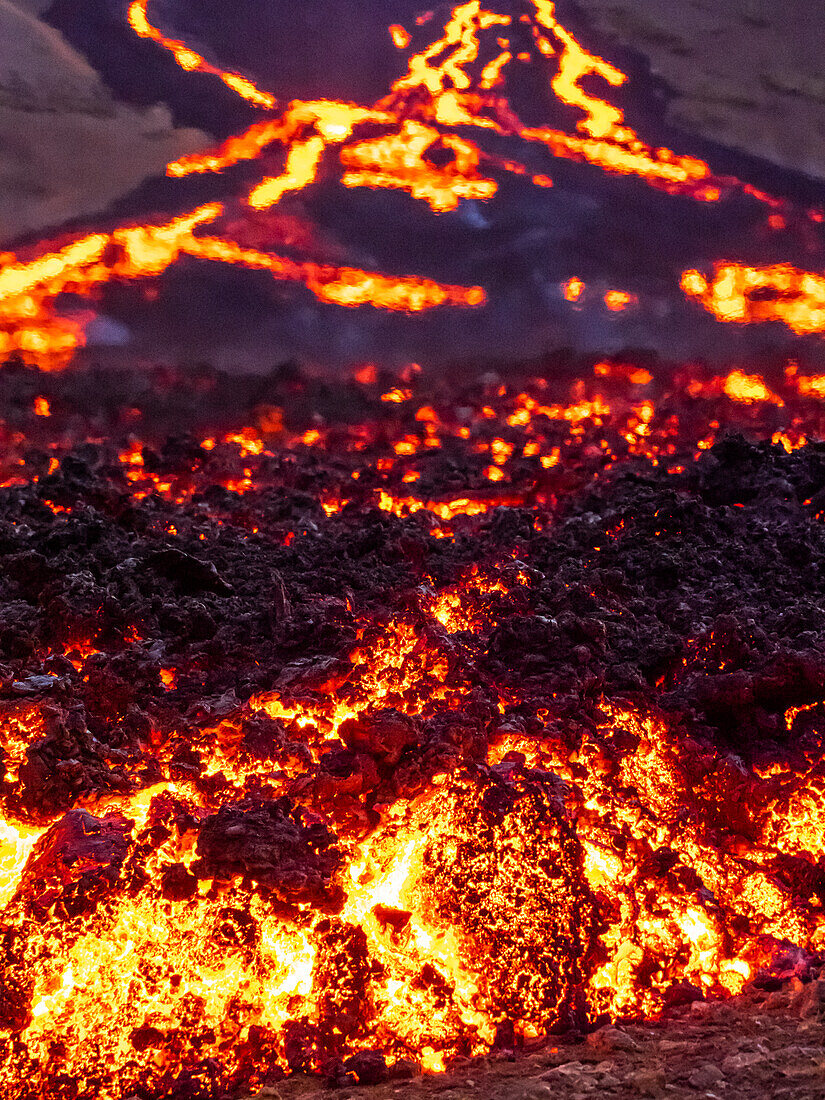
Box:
[3,355,825,1098]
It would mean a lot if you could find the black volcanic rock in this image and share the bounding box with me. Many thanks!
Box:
[5,360,825,1096]
[194,798,344,909]
[22,808,132,918]
[143,548,233,595]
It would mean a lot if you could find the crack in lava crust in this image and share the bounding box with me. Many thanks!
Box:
[2,356,825,1095]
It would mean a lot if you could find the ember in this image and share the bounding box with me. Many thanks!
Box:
[0,354,823,1096]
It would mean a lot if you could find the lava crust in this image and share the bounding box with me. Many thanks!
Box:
[1,356,825,1098]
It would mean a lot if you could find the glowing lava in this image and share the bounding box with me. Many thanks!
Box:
[682,262,825,336]
[2,358,825,1097]
[0,0,794,369]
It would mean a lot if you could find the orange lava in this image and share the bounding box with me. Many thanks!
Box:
[563,276,585,302]
[682,263,825,336]
[4,362,825,1092]
[0,0,782,370]
[604,289,636,312]
[127,0,277,109]
[722,369,784,406]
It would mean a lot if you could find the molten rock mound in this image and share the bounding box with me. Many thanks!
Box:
[2,356,825,1097]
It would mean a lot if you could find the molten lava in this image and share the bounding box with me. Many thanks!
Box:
[3,1,825,1095]
[682,262,825,337]
[0,356,824,1096]
[0,0,811,369]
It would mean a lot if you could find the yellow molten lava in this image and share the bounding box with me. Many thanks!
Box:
[682,262,825,336]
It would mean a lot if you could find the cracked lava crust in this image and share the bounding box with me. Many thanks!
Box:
[0,355,824,1097]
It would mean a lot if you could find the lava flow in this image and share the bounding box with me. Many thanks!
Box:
[3,0,818,369]
[4,1,825,1097]
[0,354,824,1097]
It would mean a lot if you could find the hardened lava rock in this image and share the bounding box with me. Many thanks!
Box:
[417,763,600,1034]
[194,798,345,909]
[2,359,825,1097]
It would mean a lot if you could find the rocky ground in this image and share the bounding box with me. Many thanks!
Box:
[245,977,825,1100]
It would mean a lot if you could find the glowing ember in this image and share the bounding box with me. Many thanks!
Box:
[603,289,636,312]
[563,276,585,302]
[723,369,784,406]
[1,356,825,1096]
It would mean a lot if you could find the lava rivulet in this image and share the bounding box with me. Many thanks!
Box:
[1,0,812,369]
[682,262,825,337]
